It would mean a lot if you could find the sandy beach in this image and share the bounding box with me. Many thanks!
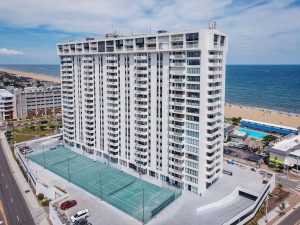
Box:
[225,103,300,128]
[0,67,60,83]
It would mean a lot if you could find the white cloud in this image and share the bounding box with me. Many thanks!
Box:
[0,0,299,63]
[0,48,24,55]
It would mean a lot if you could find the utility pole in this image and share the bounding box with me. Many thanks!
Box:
[265,193,269,223]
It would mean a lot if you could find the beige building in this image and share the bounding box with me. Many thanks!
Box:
[15,86,61,118]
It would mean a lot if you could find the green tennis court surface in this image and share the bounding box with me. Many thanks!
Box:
[29,147,180,223]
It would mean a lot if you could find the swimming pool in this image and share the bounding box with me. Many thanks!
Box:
[238,128,268,139]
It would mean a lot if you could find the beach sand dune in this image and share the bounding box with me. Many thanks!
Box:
[225,103,300,128]
[0,67,60,83]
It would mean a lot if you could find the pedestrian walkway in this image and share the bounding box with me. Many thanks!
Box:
[258,203,290,225]
[295,184,300,192]
[0,133,50,225]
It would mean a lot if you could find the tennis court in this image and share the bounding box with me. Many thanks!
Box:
[29,146,180,223]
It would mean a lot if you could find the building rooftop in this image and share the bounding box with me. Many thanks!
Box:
[150,162,270,225]
[230,129,248,139]
[57,28,226,45]
[0,89,14,98]
[17,85,61,93]
[242,119,298,131]
[224,123,235,133]
[290,149,300,157]
[271,135,300,152]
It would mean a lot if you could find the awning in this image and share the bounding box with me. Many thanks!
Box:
[269,157,286,165]
[240,121,297,135]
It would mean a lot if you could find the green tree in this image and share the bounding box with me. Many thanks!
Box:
[231,117,242,125]
[37,193,44,200]
[263,135,277,147]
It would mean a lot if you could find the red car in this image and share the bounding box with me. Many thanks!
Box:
[60,200,77,210]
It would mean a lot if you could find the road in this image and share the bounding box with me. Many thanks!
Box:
[0,144,35,225]
[278,205,300,225]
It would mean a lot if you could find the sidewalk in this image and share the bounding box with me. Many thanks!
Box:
[258,189,300,225]
[0,133,50,225]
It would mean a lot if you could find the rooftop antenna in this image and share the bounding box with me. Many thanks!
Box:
[209,20,217,29]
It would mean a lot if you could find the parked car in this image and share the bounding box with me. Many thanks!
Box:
[74,218,92,225]
[60,200,77,210]
[20,148,33,154]
[71,209,90,223]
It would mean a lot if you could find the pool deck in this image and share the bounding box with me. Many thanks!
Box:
[238,127,268,139]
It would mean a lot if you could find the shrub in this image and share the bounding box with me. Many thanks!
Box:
[41,198,51,206]
[231,117,242,125]
[37,193,44,200]
[39,125,47,130]
[263,135,277,147]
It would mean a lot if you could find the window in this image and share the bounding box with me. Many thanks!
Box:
[220,36,225,46]
[186,122,199,130]
[186,145,199,154]
[185,175,198,184]
[187,59,200,65]
[187,76,200,82]
[187,51,200,57]
[186,138,199,146]
[187,68,200,74]
[185,168,198,176]
[185,160,198,168]
[187,84,200,90]
[186,33,199,41]
[186,130,199,138]
[186,115,199,122]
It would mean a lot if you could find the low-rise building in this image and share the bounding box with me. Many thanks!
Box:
[15,86,61,118]
[0,89,16,120]
[267,135,300,171]
[229,129,248,143]
[224,123,235,141]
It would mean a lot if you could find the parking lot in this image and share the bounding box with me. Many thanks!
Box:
[224,145,268,164]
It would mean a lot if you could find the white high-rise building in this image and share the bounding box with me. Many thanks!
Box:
[57,28,228,195]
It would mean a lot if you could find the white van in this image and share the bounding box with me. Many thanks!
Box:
[71,209,90,223]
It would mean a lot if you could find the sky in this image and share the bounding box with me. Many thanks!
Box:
[0,0,300,64]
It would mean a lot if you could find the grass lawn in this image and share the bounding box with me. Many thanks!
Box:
[6,122,61,144]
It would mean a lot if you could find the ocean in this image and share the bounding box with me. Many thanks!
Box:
[1,64,300,114]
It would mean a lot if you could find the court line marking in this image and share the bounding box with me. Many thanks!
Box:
[30,148,174,218]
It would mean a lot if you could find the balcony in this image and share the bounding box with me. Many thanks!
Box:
[170,78,185,83]
[134,55,147,60]
[171,36,184,42]
[170,55,186,60]
[170,85,185,91]
[169,167,183,175]
[170,70,185,75]
[170,62,186,67]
